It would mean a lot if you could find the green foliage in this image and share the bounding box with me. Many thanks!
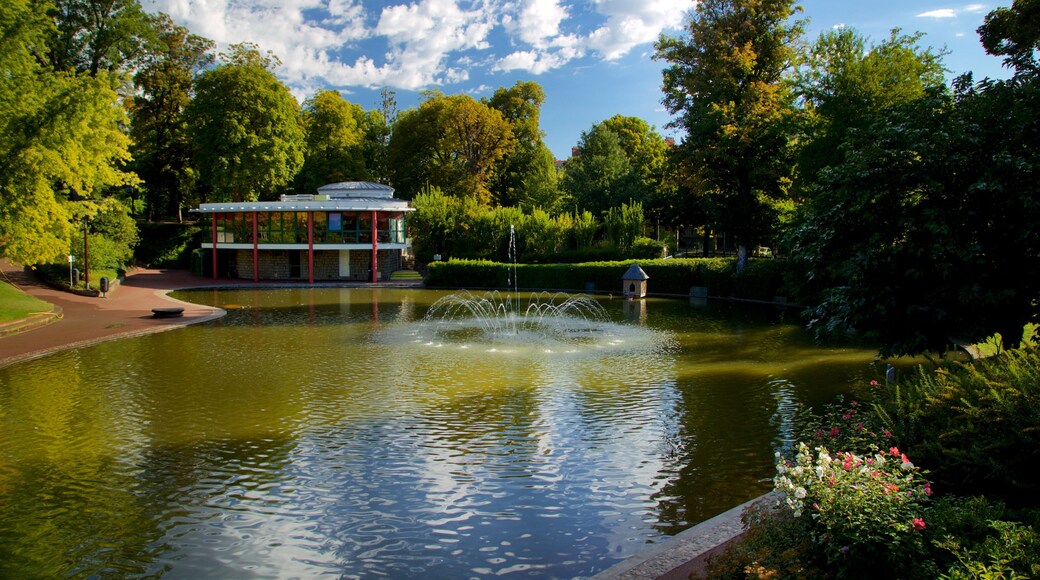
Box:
[569,210,597,250]
[794,27,947,187]
[425,257,788,300]
[630,237,667,260]
[1,0,138,265]
[67,198,138,272]
[134,221,205,268]
[775,442,932,576]
[794,397,896,457]
[184,44,304,202]
[295,90,374,192]
[46,0,157,77]
[561,123,637,215]
[875,347,1040,504]
[603,201,644,251]
[655,0,803,250]
[389,92,516,202]
[129,14,214,221]
[486,81,561,208]
[704,502,825,579]
[977,0,1040,73]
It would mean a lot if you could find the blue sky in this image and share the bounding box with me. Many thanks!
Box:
[142,0,1014,160]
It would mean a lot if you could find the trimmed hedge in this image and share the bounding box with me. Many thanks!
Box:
[426,257,793,301]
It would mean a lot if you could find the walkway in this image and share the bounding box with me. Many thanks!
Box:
[0,261,227,368]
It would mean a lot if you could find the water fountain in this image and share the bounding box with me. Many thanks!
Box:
[411,226,660,355]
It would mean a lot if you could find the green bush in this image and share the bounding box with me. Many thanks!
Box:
[704,502,826,579]
[876,347,1040,504]
[775,442,932,577]
[425,257,790,300]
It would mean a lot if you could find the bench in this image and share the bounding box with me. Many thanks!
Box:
[151,307,184,319]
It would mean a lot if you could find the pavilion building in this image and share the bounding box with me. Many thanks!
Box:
[190,181,413,283]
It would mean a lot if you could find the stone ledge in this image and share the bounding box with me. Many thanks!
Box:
[589,491,779,580]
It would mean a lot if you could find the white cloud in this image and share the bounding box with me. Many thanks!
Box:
[511,0,570,48]
[144,0,691,93]
[917,8,958,18]
[917,4,988,19]
[584,0,691,60]
[373,0,497,87]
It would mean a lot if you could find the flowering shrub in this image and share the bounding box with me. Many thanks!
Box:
[775,442,933,574]
[795,396,893,456]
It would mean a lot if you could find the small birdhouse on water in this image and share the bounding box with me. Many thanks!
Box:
[622,263,649,299]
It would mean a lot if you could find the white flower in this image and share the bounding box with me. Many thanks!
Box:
[794,486,807,499]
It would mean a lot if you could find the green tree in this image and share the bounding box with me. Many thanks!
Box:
[486,81,558,208]
[47,0,157,77]
[519,143,565,213]
[656,0,804,266]
[184,44,305,202]
[978,0,1039,73]
[788,5,1040,356]
[561,124,637,215]
[790,81,1040,355]
[1,0,138,265]
[129,14,214,221]
[599,115,669,195]
[71,198,139,271]
[389,92,515,203]
[795,28,946,186]
[295,89,370,192]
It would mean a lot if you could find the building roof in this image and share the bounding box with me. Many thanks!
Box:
[622,262,650,281]
[190,181,413,214]
[316,181,395,199]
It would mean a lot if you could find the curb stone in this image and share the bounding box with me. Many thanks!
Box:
[589,492,780,580]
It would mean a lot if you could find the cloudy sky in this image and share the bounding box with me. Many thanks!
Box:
[141,0,1013,159]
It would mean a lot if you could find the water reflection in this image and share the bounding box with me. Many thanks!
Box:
[0,289,880,578]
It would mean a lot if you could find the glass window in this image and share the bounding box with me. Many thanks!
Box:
[343,212,358,243]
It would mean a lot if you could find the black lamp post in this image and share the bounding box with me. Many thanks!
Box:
[83,219,89,289]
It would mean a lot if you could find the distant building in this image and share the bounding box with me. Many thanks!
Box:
[190,182,413,283]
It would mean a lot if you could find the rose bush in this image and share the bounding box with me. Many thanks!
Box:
[775,442,933,575]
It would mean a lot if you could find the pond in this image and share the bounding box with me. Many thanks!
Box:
[0,288,882,578]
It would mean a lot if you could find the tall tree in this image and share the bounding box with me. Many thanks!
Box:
[369,87,397,184]
[129,14,214,221]
[486,81,553,207]
[562,124,637,215]
[978,0,1040,73]
[184,44,305,202]
[388,92,515,203]
[794,28,946,186]
[47,0,156,77]
[656,0,804,265]
[295,90,370,192]
[1,0,137,264]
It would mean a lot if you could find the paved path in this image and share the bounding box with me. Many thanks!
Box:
[0,261,226,368]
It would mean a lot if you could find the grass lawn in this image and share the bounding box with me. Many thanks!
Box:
[0,280,52,323]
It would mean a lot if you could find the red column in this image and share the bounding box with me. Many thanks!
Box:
[211,213,218,280]
[370,211,378,283]
[307,211,314,284]
[252,211,259,282]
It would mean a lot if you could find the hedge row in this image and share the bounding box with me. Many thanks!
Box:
[425,257,794,301]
